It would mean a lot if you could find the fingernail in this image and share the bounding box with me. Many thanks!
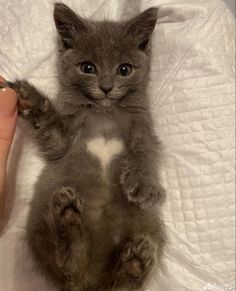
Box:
[0,88,18,116]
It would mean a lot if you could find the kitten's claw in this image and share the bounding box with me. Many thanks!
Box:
[51,187,82,228]
[0,81,11,89]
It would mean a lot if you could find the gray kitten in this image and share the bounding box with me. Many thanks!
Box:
[4,3,166,291]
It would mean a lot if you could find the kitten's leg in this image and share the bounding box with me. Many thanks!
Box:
[46,186,83,268]
[27,187,87,289]
[1,80,70,160]
[121,119,165,207]
[112,237,155,290]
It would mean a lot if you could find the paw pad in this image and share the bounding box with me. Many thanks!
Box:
[52,187,82,227]
[118,238,155,279]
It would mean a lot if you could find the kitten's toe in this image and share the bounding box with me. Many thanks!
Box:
[51,186,82,227]
[113,237,155,288]
[131,184,165,207]
[121,168,139,201]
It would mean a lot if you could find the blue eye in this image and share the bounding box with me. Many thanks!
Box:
[80,62,97,74]
[117,64,132,76]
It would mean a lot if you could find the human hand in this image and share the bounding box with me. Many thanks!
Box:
[0,76,18,219]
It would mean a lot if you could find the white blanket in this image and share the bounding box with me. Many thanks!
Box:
[0,0,235,290]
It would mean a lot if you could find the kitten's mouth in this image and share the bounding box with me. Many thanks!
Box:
[83,91,123,106]
[93,95,118,101]
[92,95,119,103]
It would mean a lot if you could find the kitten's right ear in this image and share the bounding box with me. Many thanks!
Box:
[125,7,158,50]
[54,3,88,49]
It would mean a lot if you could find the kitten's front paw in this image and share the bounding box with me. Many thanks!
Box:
[121,169,164,207]
[7,80,50,119]
[51,187,82,228]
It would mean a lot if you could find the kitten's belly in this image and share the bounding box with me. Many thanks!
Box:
[70,114,126,244]
[86,137,124,173]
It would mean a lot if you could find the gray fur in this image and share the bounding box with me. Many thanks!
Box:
[6,3,166,290]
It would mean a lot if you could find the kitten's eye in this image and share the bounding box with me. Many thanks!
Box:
[117,64,132,76]
[80,62,97,74]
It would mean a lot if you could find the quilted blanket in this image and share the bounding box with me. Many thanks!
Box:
[0,0,235,290]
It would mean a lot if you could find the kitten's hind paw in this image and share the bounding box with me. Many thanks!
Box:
[51,187,82,228]
[113,237,155,289]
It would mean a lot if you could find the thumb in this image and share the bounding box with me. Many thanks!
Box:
[0,77,18,222]
[0,79,18,164]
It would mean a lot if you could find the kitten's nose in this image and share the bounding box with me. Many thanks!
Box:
[100,85,112,94]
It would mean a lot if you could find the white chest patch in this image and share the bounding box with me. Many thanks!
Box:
[86,137,124,172]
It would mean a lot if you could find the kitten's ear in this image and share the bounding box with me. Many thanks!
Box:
[54,3,88,49]
[125,7,158,50]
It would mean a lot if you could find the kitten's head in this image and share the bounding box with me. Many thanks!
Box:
[54,3,157,108]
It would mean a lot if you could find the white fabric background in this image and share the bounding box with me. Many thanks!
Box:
[0,0,235,290]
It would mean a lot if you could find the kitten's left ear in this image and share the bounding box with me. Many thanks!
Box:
[54,3,89,49]
[125,7,158,50]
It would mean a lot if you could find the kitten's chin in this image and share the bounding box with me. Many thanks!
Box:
[99,98,113,108]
